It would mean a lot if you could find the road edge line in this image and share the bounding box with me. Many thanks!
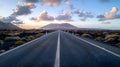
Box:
[76,36,120,58]
[0,37,42,57]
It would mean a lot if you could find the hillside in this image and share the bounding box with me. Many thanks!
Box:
[40,23,78,30]
[0,21,20,29]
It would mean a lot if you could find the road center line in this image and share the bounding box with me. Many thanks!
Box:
[77,37,120,58]
[54,31,60,67]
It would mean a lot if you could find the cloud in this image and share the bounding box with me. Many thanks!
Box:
[79,11,94,18]
[41,0,62,6]
[100,0,110,2]
[11,20,24,24]
[101,21,111,24]
[25,0,39,3]
[0,1,36,24]
[12,2,36,16]
[115,15,120,19]
[24,0,63,6]
[73,10,80,14]
[56,10,73,21]
[73,10,94,21]
[65,0,74,9]
[32,10,73,22]
[31,10,54,21]
[80,17,86,21]
[97,7,120,21]
[104,7,118,19]
[97,15,104,18]
[0,15,23,24]
[0,16,4,19]
[97,15,105,21]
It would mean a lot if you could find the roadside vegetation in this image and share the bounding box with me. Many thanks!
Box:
[0,29,54,53]
[0,29,119,53]
[64,30,120,47]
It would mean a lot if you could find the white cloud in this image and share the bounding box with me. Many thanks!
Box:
[65,0,74,9]
[41,0,62,6]
[25,0,39,3]
[73,10,94,21]
[97,7,120,21]
[104,7,118,19]
[56,10,73,21]
[101,21,111,24]
[31,10,54,22]
[13,2,36,16]
[0,15,23,24]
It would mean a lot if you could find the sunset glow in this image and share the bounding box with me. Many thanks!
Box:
[0,0,120,29]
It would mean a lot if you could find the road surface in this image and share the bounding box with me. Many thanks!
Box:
[0,31,120,67]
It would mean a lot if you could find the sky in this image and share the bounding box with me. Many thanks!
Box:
[0,0,120,29]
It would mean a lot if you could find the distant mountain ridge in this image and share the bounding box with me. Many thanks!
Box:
[40,23,78,30]
[0,21,20,29]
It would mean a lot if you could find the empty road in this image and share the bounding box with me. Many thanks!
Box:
[0,31,120,67]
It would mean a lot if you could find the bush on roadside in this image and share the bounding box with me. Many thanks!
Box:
[81,33,92,38]
[27,35,35,41]
[0,49,6,53]
[0,40,4,45]
[36,33,43,37]
[104,34,120,43]
[5,36,21,41]
[95,37,104,41]
[116,43,120,47]
[15,40,25,45]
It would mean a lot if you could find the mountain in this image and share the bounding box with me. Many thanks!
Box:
[40,23,78,30]
[0,21,20,29]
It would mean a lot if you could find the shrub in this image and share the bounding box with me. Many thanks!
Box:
[20,37,28,41]
[36,33,43,37]
[104,34,120,43]
[81,33,92,38]
[0,40,4,45]
[95,37,104,41]
[103,32,109,35]
[118,38,120,41]
[116,43,120,47]
[5,36,21,41]
[27,35,35,41]
[0,49,6,53]
[15,40,25,45]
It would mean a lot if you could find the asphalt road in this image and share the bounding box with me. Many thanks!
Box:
[0,31,120,67]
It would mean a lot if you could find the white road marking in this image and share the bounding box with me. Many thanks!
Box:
[54,31,60,67]
[77,37,120,58]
